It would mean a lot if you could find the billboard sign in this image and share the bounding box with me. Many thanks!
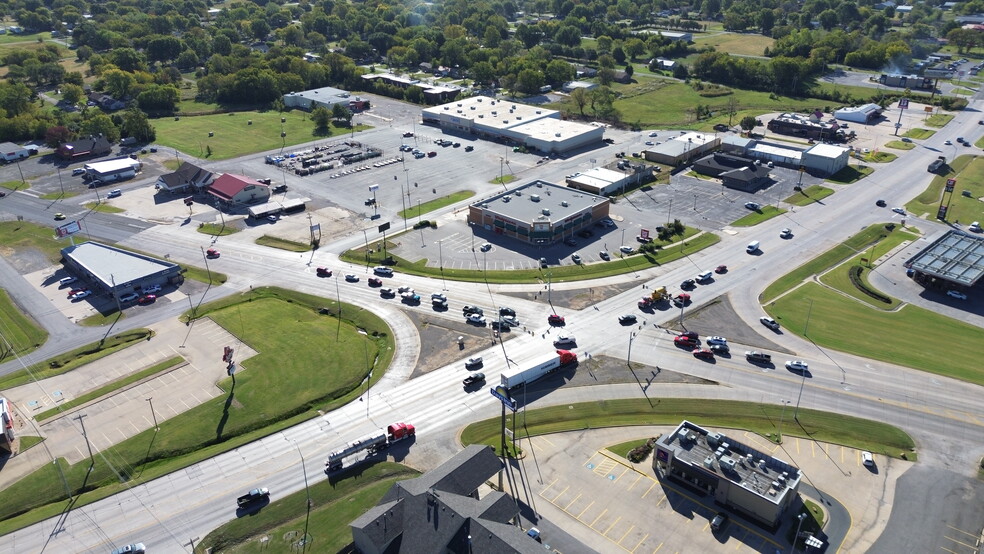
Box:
[937,206,948,219]
[640,228,650,240]
[378,221,390,233]
[490,385,517,412]
[368,184,379,192]
[55,220,82,238]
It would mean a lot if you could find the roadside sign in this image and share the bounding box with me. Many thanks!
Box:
[368,184,379,192]
[945,179,956,192]
[899,98,909,109]
[377,221,390,232]
[491,385,517,412]
[55,220,82,238]
[640,228,650,240]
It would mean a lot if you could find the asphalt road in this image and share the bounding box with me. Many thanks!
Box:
[2,92,984,552]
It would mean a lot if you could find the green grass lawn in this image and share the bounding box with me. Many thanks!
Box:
[884,140,916,150]
[766,282,983,384]
[730,205,786,226]
[35,356,185,422]
[0,329,153,389]
[461,399,915,459]
[760,223,904,303]
[255,235,310,251]
[199,463,420,553]
[0,180,25,191]
[785,185,834,207]
[0,288,396,533]
[197,223,239,236]
[903,128,936,140]
[906,155,984,223]
[0,220,74,263]
[84,202,125,213]
[692,32,774,57]
[864,151,898,163]
[39,191,81,200]
[0,288,48,362]
[827,164,874,184]
[398,190,475,219]
[951,87,974,95]
[925,113,954,127]
[151,110,372,161]
[342,231,720,284]
[490,174,518,185]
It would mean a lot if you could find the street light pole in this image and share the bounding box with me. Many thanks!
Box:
[794,370,807,420]
[776,399,788,444]
[794,513,807,552]
[627,331,636,366]
[295,442,312,553]
[146,397,159,431]
[438,239,447,291]
[803,298,815,337]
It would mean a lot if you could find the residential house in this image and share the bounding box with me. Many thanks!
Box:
[155,161,215,193]
[57,136,112,160]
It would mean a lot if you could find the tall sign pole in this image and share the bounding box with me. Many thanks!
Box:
[894,97,908,136]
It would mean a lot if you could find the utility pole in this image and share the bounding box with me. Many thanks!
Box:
[75,413,95,471]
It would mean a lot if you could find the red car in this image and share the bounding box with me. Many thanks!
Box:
[547,314,565,325]
[206,248,220,258]
[137,294,156,304]
[673,293,691,306]
[715,265,727,274]
[674,336,699,348]
[679,331,698,340]
[316,267,332,277]
[692,348,715,359]
[367,277,383,287]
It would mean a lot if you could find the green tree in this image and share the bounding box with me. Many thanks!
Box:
[102,69,137,99]
[740,115,759,132]
[569,88,589,116]
[311,106,331,129]
[61,83,85,106]
[332,103,353,126]
[81,113,120,142]
[121,108,156,142]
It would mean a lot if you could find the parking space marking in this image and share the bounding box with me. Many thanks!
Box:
[641,481,658,499]
[593,458,618,476]
[625,474,643,491]
[608,466,630,482]
[564,493,582,510]
[590,509,608,527]
[538,435,556,447]
[616,524,635,544]
[941,534,978,550]
[946,525,979,539]
[576,501,595,519]
[650,543,662,553]
[939,547,960,554]
[628,533,649,553]
[548,484,570,503]
[602,516,622,536]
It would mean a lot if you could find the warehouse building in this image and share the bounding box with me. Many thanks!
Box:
[767,113,845,142]
[61,242,182,300]
[84,157,141,184]
[566,164,652,196]
[282,86,370,112]
[468,180,610,245]
[421,96,603,154]
[653,421,802,528]
[207,174,271,208]
[642,132,720,166]
[350,445,587,554]
[905,230,984,292]
[833,103,883,124]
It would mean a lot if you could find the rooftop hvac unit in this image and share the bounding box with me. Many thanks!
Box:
[688,433,697,442]
[721,457,737,472]
[561,201,568,207]
[721,442,730,452]
[678,428,690,441]
[703,456,715,469]
[707,433,722,447]
[541,208,550,215]
[746,453,754,463]
[777,475,786,484]
[443,106,450,110]
[530,194,540,202]
[772,480,780,490]
[479,115,484,118]
[555,133,562,137]
[715,447,725,459]
[759,460,767,471]
[471,106,476,110]
[536,182,544,187]
[536,110,542,114]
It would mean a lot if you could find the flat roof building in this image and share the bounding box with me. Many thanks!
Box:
[84,157,141,179]
[833,103,883,124]
[61,242,182,299]
[468,180,610,244]
[642,132,720,165]
[566,164,652,196]
[421,96,603,154]
[282,86,370,112]
[653,421,802,528]
[906,230,984,289]
[801,143,850,175]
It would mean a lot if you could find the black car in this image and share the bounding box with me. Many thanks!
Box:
[563,238,578,247]
[618,314,637,325]
[499,307,516,317]
[876,199,887,207]
[463,372,486,386]
[681,279,696,289]
[462,305,483,315]
[577,229,594,238]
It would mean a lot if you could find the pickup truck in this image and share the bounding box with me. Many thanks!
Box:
[237,487,270,507]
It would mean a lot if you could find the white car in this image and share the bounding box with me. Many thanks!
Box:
[946,290,967,300]
[466,313,486,325]
[373,266,394,276]
[480,242,492,252]
[785,360,809,372]
[119,292,139,303]
[619,245,634,254]
[780,228,793,238]
[344,274,359,282]
[431,293,447,302]
[465,356,483,367]
[649,131,659,137]
[705,336,728,345]
[645,141,654,146]
[107,189,122,198]
[760,316,780,330]
[141,284,162,294]
[111,543,146,554]
[944,140,952,145]
[862,451,874,467]
[554,334,576,346]
[744,201,761,210]
[71,290,92,300]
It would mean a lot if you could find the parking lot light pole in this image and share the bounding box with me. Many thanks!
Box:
[438,240,447,291]
[693,194,698,211]
[146,397,159,431]
[776,399,789,444]
[794,513,807,551]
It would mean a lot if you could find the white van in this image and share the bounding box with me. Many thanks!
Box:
[746,240,760,253]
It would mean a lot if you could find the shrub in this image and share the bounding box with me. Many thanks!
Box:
[848,265,892,304]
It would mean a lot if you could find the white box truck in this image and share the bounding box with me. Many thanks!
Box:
[499,350,577,390]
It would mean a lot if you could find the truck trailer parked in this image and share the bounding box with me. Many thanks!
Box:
[499,350,577,390]
[325,422,415,472]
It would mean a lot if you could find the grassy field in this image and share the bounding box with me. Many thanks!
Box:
[398,190,475,219]
[198,463,419,553]
[863,151,898,163]
[151,110,373,161]
[760,223,904,303]
[903,128,936,140]
[767,282,984,384]
[816,227,919,309]
[884,140,916,150]
[197,223,239,236]
[0,288,48,362]
[692,32,774,57]
[460,399,916,459]
[925,113,954,127]
[730,205,786,226]
[491,174,518,185]
[827,164,874,184]
[906,154,984,223]
[84,202,125,213]
[0,220,74,263]
[34,356,185,422]
[255,235,310,251]
[0,329,153,389]
[784,185,834,207]
[341,231,720,284]
[0,288,395,533]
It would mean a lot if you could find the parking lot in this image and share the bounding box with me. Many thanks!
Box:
[505,426,909,553]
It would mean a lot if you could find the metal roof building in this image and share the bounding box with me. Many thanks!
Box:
[642,132,721,165]
[468,180,610,245]
[653,421,802,528]
[283,86,356,110]
[906,230,984,288]
[833,103,883,124]
[60,242,182,299]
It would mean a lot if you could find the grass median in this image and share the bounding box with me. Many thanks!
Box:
[0,287,395,533]
[784,185,834,207]
[461,398,915,460]
[0,288,48,362]
[731,206,786,227]
[198,462,419,553]
[341,231,720,284]
[906,154,983,223]
[398,190,474,219]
